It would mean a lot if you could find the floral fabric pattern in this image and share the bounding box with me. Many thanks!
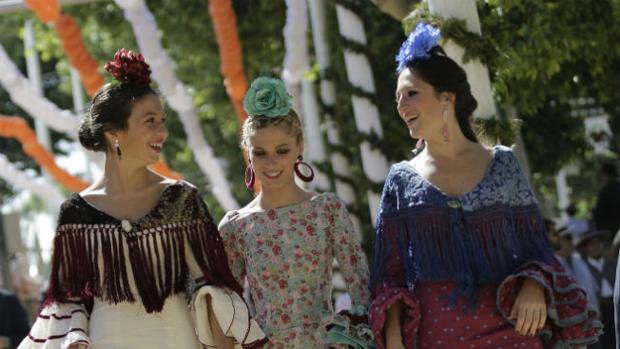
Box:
[219,192,370,348]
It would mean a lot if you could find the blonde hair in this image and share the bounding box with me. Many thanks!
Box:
[240,109,304,150]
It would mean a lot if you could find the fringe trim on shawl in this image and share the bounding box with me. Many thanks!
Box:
[46,219,241,313]
[371,203,554,306]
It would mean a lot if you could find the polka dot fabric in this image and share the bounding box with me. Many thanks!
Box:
[415,281,543,349]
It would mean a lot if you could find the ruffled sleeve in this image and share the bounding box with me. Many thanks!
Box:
[18,301,90,349]
[496,151,602,348]
[18,201,92,349]
[497,261,602,348]
[184,188,267,348]
[368,166,421,349]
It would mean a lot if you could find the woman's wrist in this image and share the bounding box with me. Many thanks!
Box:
[522,277,544,290]
[384,318,402,338]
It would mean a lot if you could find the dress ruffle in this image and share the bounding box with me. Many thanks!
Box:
[497,261,603,349]
[368,285,421,349]
[18,301,90,349]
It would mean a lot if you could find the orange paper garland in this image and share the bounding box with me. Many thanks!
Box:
[0,116,89,192]
[0,116,182,193]
[25,0,60,24]
[208,0,249,126]
[54,13,104,96]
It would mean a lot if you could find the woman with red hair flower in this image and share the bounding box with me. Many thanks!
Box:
[18,49,266,349]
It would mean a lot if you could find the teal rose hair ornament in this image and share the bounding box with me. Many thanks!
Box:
[243,77,293,117]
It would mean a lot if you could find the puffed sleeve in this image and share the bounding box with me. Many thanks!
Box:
[183,187,267,348]
[18,201,91,349]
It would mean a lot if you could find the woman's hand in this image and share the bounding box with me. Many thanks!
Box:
[207,295,235,349]
[385,331,406,349]
[508,278,547,336]
[385,300,405,349]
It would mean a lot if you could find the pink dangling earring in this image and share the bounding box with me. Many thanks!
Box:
[413,138,425,155]
[294,155,314,182]
[115,138,122,159]
[442,109,449,143]
[244,160,255,189]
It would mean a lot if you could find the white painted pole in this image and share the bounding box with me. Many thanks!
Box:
[335,5,390,225]
[24,20,52,151]
[426,0,496,119]
[282,0,330,191]
[308,0,362,234]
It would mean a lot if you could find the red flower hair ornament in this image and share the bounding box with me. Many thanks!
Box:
[104,48,152,86]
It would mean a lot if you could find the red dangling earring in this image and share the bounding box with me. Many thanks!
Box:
[442,109,449,144]
[294,155,314,182]
[115,138,122,159]
[245,160,255,189]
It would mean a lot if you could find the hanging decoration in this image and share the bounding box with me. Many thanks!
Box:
[24,0,60,24]
[113,0,239,210]
[208,0,249,126]
[0,42,78,135]
[208,0,259,191]
[0,116,89,192]
[54,13,105,96]
[0,154,65,209]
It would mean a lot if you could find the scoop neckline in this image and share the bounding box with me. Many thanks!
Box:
[402,145,500,200]
[240,192,327,214]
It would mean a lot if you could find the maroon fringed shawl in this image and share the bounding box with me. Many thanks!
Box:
[45,182,242,313]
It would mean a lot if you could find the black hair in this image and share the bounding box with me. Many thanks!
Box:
[78,83,157,152]
[405,46,478,143]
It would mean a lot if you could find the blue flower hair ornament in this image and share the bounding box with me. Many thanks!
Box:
[243,77,293,118]
[396,22,442,73]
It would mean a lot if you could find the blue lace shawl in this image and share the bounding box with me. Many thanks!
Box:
[369,145,554,306]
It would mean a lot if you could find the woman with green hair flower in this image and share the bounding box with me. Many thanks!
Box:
[218,76,371,348]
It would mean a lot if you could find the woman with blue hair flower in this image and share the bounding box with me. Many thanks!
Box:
[368,23,601,349]
[218,77,371,348]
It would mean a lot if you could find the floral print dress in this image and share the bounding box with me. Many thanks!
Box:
[219,192,370,348]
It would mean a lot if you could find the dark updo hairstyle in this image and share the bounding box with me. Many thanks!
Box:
[405,46,479,143]
[78,84,156,152]
[78,48,156,152]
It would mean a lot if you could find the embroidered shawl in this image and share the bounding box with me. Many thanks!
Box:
[370,145,554,304]
[44,181,242,313]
